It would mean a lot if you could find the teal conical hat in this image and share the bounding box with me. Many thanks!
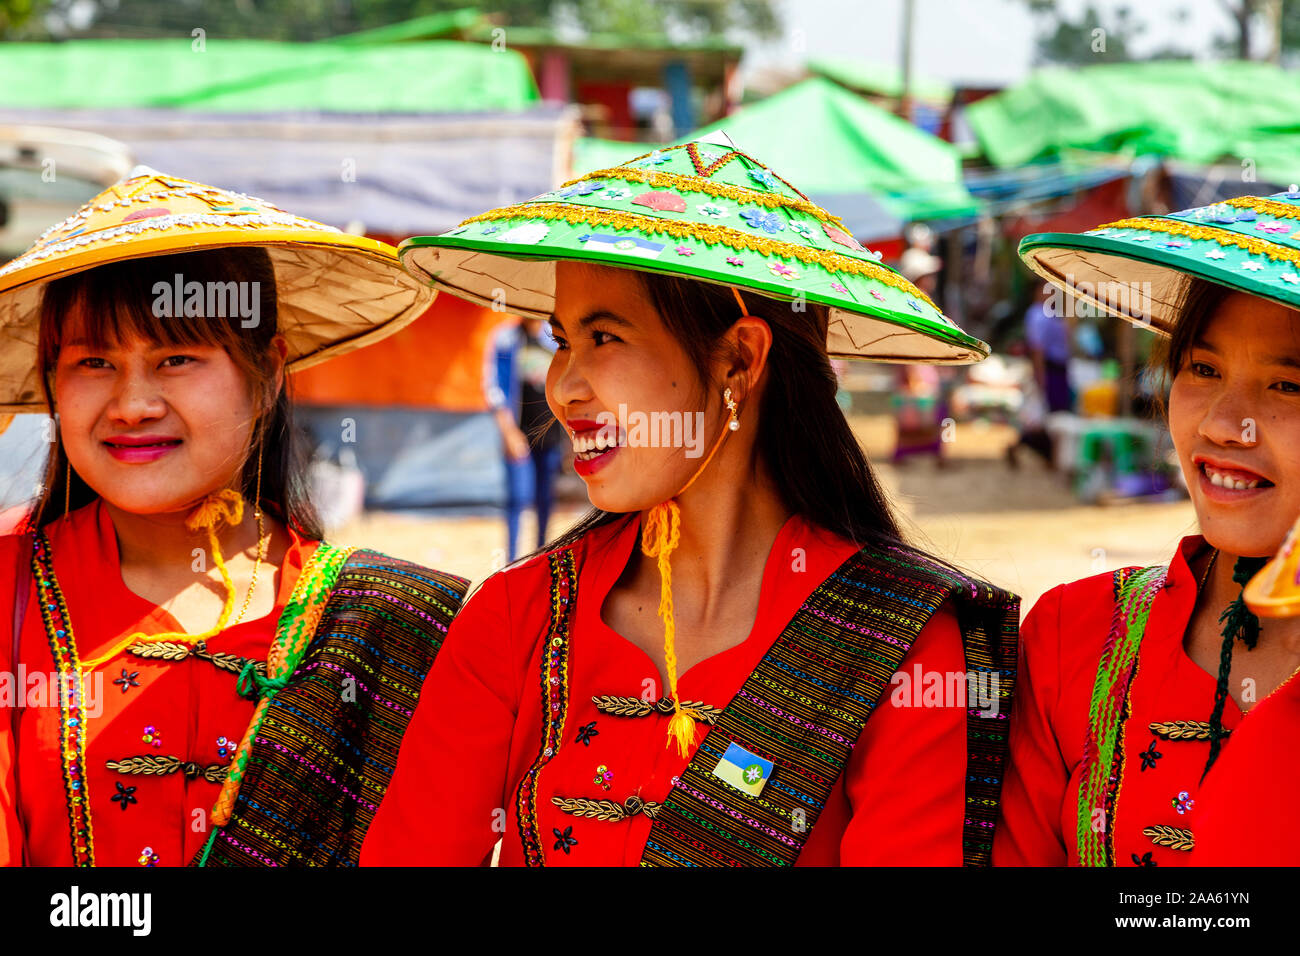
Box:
[400,134,988,364]
[1020,190,1300,335]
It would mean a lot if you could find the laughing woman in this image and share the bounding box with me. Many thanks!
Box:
[363,139,1019,867]
[0,172,468,866]
[1000,193,1300,866]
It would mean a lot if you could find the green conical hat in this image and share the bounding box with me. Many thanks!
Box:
[400,134,988,364]
[1020,190,1300,335]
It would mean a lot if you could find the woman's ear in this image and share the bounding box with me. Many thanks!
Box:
[728,316,773,404]
[267,335,289,410]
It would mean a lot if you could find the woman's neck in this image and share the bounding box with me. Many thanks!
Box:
[104,497,265,571]
[644,462,792,609]
[1201,546,1300,656]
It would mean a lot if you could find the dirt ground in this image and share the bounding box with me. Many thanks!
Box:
[331,415,1197,620]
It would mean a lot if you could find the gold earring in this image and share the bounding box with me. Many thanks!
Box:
[724,387,739,432]
[253,443,263,521]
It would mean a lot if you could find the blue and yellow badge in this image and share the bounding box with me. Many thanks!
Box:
[712,742,773,797]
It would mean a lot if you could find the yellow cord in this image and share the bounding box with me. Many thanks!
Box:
[79,488,246,672]
[641,499,703,757]
[641,322,745,757]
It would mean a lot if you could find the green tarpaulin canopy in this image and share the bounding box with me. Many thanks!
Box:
[0,39,539,112]
[808,57,953,104]
[575,77,979,224]
[967,60,1300,182]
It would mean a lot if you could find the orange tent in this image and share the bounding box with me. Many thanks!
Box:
[292,293,513,411]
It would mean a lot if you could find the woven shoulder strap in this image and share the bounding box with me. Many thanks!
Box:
[195,549,469,867]
[640,545,1019,867]
[1075,564,1166,867]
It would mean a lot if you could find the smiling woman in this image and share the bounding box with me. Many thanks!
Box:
[364,138,1021,868]
[37,249,300,531]
[1002,195,1300,867]
[0,171,469,867]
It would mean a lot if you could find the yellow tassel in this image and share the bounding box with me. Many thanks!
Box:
[78,489,246,672]
[641,499,702,758]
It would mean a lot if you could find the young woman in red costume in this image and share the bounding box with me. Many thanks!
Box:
[1002,195,1300,866]
[364,140,1019,867]
[0,172,465,867]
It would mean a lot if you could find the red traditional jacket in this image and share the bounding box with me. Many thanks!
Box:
[363,513,1005,866]
[993,535,1300,866]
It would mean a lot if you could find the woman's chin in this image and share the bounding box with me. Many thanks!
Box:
[1200,525,1289,562]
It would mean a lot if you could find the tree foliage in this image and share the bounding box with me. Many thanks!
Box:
[22,0,779,41]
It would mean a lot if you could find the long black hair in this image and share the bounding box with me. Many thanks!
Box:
[535,270,924,560]
[34,247,322,538]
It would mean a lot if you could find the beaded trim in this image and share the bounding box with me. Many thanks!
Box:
[0,212,340,280]
[551,795,662,822]
[1076,565,1166,867]
[560,166,850,230]
[460,203,938,307]
[31,532,95,866]
[1226,195,1300,221]
[513,548,577,867]
[1093,216,1300,266]
[1143,824,1194,851]
[1148,719,1219,741]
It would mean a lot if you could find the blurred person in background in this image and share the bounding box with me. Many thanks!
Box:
[892,227,950,466]
[491,316,566,561]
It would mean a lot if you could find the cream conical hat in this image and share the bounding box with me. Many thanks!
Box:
[0,168,434,412]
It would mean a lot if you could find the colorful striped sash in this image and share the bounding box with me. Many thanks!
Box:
[194,551,468,866]
[529,540,1019,866]
[1076,565,1166,867]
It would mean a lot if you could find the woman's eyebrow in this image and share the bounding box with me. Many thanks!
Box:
[577,310,633,330]
[1261,353,1300,370]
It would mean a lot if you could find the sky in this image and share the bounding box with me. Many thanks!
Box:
[743,0,1244,87]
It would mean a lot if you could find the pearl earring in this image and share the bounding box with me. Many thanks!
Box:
[724,387,740,432]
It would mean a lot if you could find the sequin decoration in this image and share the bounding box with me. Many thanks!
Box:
[631,191,687,213]
[552,825,578,854]
[1138,739,1162,771]
[458,203,941,309]
[513,548,577,866]
[113,668,140,693]
[32,531,95,867]
[740,208,785,234]
[142,725,162,748]
[111,782,138,812]
[216,735,236,759]
[1171,790,1195,815]
[593,764,614,791]
[556,182,604,200]
[138,846,159,867]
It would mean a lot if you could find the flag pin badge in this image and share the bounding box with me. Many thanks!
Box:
[711,741,773,797]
